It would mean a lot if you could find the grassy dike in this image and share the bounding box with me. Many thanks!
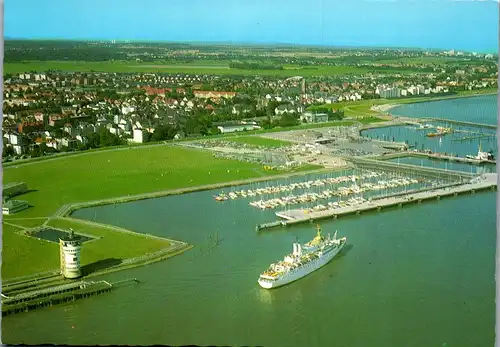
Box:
[2,143,330,281]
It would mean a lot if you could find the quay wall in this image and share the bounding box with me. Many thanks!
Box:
[372,152,496,166]
[424,117,497,130]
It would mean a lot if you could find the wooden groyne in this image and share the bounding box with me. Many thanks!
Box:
[2,278,140,317]
[1,280,118,317]
[256,174,497,231]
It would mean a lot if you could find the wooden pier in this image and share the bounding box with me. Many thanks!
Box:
[256,221,285,232]
[1,278,138,317]
[256,173,497,231]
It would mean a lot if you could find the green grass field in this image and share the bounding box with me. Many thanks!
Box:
[224,136,292,148]
[2,219,173,280]
[2,224,60,279]
[48,218,172,267]
[3,145,289,219]
[355,116,387,124]
[4,60,419,76]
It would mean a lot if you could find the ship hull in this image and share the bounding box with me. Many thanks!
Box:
[258,240,346,289]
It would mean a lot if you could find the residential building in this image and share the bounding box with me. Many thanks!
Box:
[300,112,329,123]
[217,124,261,134]
[132,129,144,143]
[193,91,237,99]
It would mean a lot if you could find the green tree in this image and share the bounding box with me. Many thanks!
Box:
[2,146,14,157]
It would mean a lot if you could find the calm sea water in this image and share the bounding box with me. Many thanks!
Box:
[390,94,498,126]
[361,124,497,157]
[3,96,497,347]
[362,95,498,158]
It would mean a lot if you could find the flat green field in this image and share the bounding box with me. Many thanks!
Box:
[2,224,60,279]
[4,60,418,76]
[3,145,288,219]
[355,116,387,124]
[48,218,171,268]
[224,136,292,148]
[2,219,173,280]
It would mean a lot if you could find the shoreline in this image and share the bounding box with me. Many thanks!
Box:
[55,167,344,218]
[5,217,194,287]
[4,166,349,285]
[375,91,497,114]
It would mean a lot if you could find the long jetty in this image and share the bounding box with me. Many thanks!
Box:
[344,156,476,181]
[256,173,497,231]
[374,151,496,166]
[424,117,497,130]
[2,280,116,317]
[1,278,141,317]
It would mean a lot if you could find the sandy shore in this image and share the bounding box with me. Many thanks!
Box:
[371,104,401,113]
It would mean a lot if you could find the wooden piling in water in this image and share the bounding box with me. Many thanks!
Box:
[1,280,118,317]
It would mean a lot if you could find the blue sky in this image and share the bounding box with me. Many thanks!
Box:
[5,0,499,53]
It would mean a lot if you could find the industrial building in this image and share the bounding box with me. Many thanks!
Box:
[2,200,29,215]
[3,182,27,198]
[300,112,329,124]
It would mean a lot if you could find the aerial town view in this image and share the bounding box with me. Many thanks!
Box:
[2,0,498,346]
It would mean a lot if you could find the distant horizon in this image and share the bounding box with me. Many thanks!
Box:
[6,0,499,54]
[3,37,497,55]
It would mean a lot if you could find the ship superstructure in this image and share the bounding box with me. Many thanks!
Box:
[258,225,347,289]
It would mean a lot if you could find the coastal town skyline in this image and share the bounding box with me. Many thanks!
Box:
[5,0,499,53]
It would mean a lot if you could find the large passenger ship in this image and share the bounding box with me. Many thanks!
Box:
[258,225,347,289]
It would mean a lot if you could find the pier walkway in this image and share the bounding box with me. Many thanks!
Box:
[273,173,496,226]
[345,156,476,181]
[374,151,496,166]
[424,117,497,130]
[389,115,497,130]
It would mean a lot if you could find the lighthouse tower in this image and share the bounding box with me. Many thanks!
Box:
[59,229,82,279]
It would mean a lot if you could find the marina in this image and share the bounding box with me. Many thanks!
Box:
[214,171,422,203]
[271,173,496,227]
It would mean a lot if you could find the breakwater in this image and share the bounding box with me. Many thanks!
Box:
[345,156,475,181]
[374,151,496,165]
